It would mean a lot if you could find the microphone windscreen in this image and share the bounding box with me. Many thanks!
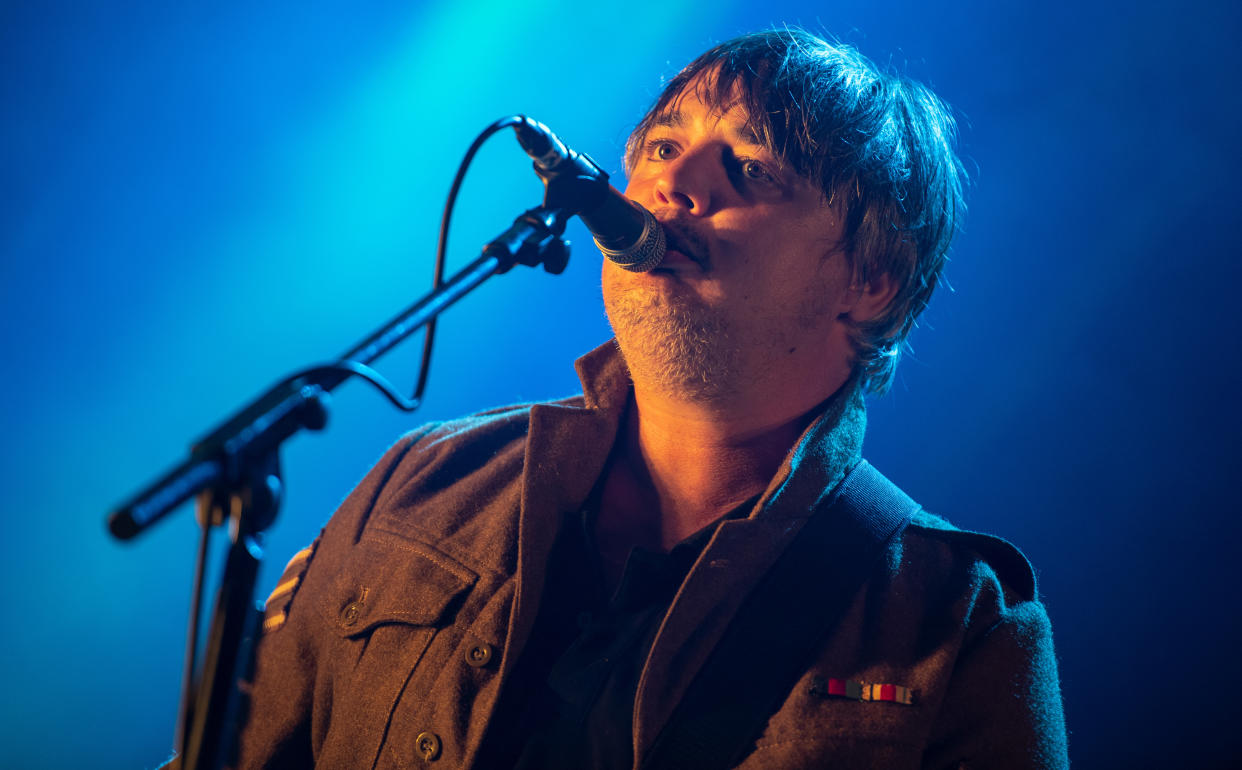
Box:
[597,205,665,272]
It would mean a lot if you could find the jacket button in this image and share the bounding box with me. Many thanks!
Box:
[340,601,362,627]
[465,643,495,668]
[415,731,442,761]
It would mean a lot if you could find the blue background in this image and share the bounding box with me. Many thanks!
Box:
[3,0,1239,766]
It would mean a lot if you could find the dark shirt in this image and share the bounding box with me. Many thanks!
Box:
[480,498,755,769]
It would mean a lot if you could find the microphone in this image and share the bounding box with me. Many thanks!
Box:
[513,117,665,272]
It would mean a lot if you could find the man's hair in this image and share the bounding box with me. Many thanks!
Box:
[626,29,966,394]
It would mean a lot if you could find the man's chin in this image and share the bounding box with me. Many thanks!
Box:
[606,297,738,401]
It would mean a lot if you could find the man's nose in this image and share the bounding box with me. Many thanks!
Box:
[652,147,720,216]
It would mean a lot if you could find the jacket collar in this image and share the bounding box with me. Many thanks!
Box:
[573,339,632,412]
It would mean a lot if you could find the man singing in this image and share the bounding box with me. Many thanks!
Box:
[236,29,1068,769]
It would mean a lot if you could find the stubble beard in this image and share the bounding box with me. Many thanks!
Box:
[605,282,740,402]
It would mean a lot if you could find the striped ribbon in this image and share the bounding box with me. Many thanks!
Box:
[810,676,915,705]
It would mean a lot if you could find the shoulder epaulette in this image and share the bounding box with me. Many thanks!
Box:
[908,510,1038,601]
[261,535,321,633]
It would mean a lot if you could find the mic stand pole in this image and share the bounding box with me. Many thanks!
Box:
[110,203,572,770]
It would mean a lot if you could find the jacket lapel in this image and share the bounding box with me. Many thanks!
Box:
[503,344,631,677]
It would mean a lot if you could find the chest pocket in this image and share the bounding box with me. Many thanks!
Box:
[330,536,475,635]
[319,535,477,765]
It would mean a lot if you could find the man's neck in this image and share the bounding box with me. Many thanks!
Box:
[595,371,848,560]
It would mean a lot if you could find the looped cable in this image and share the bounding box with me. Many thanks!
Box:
[288,360,423,412]
[414,115,528,403]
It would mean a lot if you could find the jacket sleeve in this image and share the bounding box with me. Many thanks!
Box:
[923,594,1069,769]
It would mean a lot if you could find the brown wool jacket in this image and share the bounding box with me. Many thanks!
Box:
[235,343,1069,769]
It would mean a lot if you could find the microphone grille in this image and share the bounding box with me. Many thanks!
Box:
[596,206,666,273]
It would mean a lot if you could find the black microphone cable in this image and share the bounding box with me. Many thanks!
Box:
[263,116,527,413]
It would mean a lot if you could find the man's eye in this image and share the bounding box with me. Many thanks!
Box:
[646,140,678,161]
[741,159,772,181]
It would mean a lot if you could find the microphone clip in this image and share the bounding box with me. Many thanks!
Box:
[482,204,571,276]
[513,116,612,218]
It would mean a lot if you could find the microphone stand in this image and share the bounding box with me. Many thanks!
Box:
[109,196,576,770]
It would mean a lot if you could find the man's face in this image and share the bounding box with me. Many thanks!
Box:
[602,78,857,402]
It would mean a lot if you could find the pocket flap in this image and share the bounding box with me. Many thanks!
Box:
[328,535,476,637]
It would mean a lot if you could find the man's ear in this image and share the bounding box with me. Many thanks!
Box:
[843,273,899,323]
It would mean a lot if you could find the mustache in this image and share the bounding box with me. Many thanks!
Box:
[657,217,711,270]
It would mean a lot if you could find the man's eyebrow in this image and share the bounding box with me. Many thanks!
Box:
[738,123,766,148]
[651,111,684,129]
[647,107,773,158]
[653,109,764,141]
